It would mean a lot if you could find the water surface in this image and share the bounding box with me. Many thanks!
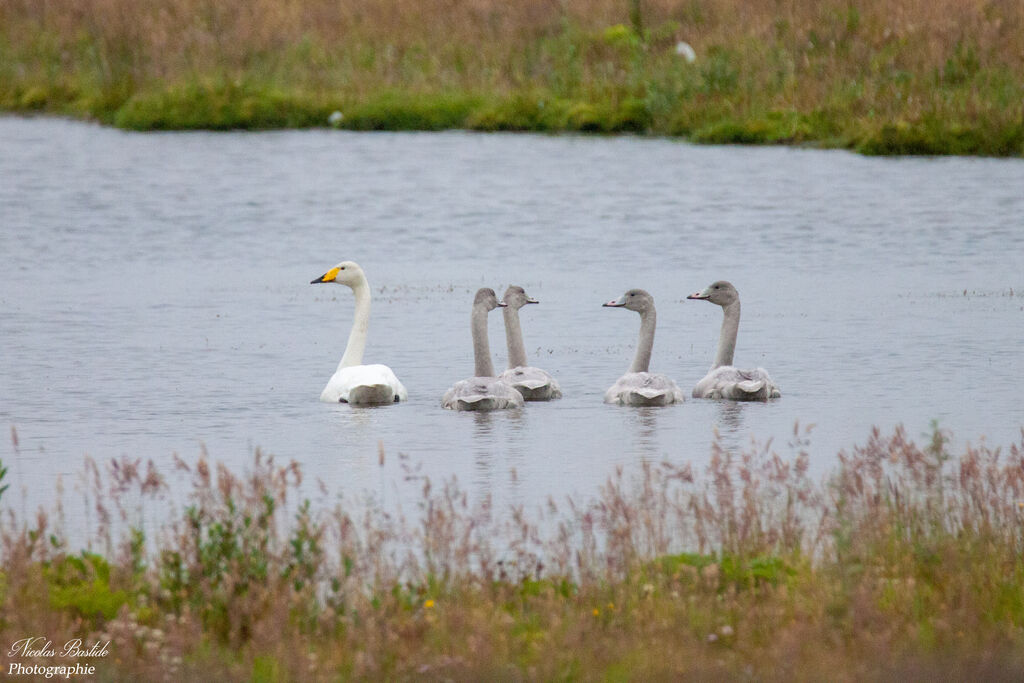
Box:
[1,116,1021,527]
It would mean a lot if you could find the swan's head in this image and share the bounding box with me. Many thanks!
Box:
[603,288,654,313]
[503,285,538,310]
[310,261,366,288]
[687,280,737,307]
[473,287,507,311]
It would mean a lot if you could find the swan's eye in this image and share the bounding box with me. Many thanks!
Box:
[340,266,346,270]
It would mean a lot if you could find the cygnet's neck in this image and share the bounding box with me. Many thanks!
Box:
[713,300,740,369]
[339,281,371,368]
[471,303,495,378]
[630,307,656,373]
[503,305,529,369]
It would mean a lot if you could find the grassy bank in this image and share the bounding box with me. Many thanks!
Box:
[2,0,1023,154]
[2,426,1024,680]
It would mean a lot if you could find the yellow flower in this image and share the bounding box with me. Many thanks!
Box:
[592,608,600,617]
[607,602,615,610]
[424,599,435,609]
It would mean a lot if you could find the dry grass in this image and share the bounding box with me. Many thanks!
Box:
[2,424,1024,680]
[1,0,1023,151]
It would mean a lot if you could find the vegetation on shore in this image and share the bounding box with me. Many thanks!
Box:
[2,425,1024,680]
[2,0,1023,155]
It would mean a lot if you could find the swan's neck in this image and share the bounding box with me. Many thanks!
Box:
[503,306,528,369]
[713,300,740,369]
[339,281,371,368]
[471,303,495,378]
[630,308,656,373]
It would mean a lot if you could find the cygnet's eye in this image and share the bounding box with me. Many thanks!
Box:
[713,285,720,290]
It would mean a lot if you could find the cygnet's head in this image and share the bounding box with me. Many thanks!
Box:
[503,285,539,310]
[474,287,506,311]
[687,280,738,307]
[310,261,366,288]
[603,288,654,313]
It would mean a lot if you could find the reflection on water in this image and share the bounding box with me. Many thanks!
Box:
[469,409,529,513]
[715,401,745,431]
[712,401,747,453]
[631,406,664,455]
[1,117,1022,530]
[471,411,499,494]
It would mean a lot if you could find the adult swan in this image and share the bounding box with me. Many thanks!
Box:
[310,261,408,404]
[603,289,684,406]
[687,280,780,401]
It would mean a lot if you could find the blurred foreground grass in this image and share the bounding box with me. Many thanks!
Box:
[2,0,1024,154]
[2,425,1024,680]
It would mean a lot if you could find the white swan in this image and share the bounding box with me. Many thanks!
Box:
[442,288,525,411]
[603,289,685,406]
[687,280,780,401]
[310,261,408,405]
[497,285,562,401]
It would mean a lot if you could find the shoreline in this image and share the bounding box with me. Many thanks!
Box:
[3,0,1023,157]
[3,92,1021,158]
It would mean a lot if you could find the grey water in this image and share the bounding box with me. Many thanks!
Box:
[1,116,1022,531]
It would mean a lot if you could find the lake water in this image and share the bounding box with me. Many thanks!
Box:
[1,116,1022,529]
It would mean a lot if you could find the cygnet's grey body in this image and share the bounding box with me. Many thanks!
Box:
[442,288,525,411]
[603,289,685,406]
[687,280,780,401]
[497,285,562,401]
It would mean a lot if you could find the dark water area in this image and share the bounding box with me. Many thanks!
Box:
[2,116,1022,534]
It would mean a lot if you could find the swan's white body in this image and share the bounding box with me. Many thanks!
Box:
[603,289,684,407]
[443,288,524,411]
[310,261,408,405]
[320,364,407,404]
[497,286,562,401]
[687,280,780,402]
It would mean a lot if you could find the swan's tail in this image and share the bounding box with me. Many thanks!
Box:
[735,379,765,395]
[513,382,563,401]
[726,380,778,401]
[347,384,398,405]
[457,397,495,411]
[622,389,673,407]
[455,396,520,411]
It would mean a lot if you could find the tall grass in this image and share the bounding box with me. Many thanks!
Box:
[2,425,1024,679]
[1,0,1023,153]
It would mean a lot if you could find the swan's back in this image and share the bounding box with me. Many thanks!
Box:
[692,366,780,401]
[321,364,408,404]
[499,366,563,401]
[605,372,685,407]
[443,377,524,411]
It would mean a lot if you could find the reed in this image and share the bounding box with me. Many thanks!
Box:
[1,0,1022,153]
[2,424,1023,679]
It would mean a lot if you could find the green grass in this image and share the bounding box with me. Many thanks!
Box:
[2,0,1023,154]
[113,81,336,131]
